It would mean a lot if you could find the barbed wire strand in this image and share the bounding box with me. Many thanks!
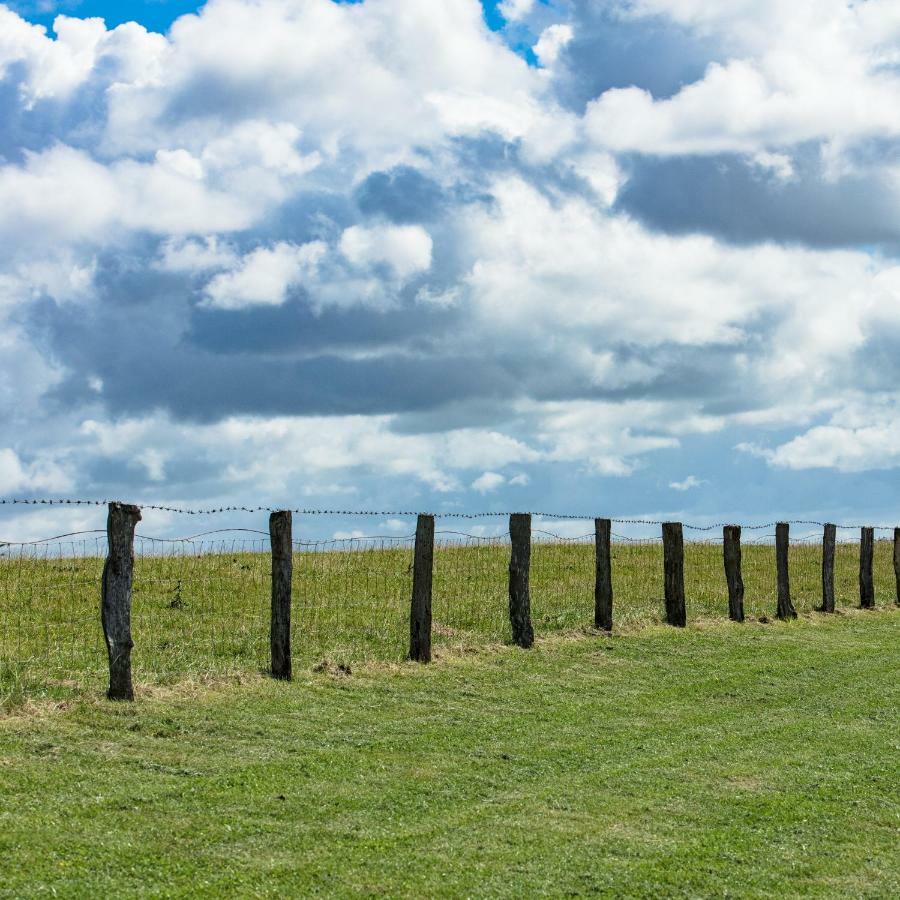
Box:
[1,498,897,533]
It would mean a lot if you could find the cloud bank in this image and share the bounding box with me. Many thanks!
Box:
[1,0,899,535]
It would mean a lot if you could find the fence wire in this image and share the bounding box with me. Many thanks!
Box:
[293,536,413,665]
[0,537,107,699]
[1,515,898,706]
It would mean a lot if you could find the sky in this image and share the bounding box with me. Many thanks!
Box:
[1,0,900,540]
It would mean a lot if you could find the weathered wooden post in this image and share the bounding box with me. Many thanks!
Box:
[894,528,900,608]
[859,527,875,610]
[662,522,686,627]
[776,522,796,620]
[409,514,434,663]
[723,525,744,622]
[594,518,613,631]
[269,510,293,681]
[821,523,836,613]
[102,502,141,701]
[508,513,534,648]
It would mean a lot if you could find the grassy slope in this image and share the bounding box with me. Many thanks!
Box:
[1,610,898,898]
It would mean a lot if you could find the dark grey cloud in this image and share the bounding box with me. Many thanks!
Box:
[187,294,458,356]
[615,147,900,253]
[354,166,447,224]
[553,1,719,111]
[0,64,109,162]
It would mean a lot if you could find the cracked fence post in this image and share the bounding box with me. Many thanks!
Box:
[594,518,613,632]
[409,514,434,663]
[508,513,534,648]
[859,526,875,610]
[776,522,796,620]
[102,502,141,701]
[821,523,837,613]
[723,525,744,623]
[269,510,293,681]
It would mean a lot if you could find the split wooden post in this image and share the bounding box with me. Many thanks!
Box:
[776,522,796,620]
[821,523,837,613]
[894,528,900,608]
[269,510,293,681]
[723,525,744,623]
[508,513,534,648]
[409,514,434,663]
[859,527,875,610]
[662,522,686,627]
[101,502,141,701]
[594,518,613,631]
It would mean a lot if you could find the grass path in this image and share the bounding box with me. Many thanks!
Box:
[2,610,898,897]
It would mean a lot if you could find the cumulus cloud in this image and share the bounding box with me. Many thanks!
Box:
[751,397,900,473]
[203,241,327,309]
[499,0,535,23]
[534,24,573,67]
[0,447,70,493]
[339,225,433,281]
[471,471,505,493]
[585,1,900,158]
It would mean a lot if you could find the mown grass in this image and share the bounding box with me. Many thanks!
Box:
[1,536,897,708]
[1,611,897,897]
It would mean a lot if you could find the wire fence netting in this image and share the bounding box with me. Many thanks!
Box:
[1,512,898,705]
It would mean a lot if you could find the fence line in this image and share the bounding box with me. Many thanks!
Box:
[1,505,899,705]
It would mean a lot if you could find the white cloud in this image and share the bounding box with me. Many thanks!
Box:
[157,236,238,273]
[340,224,433,280]
[76,413,539,497]
[750,151,795,182]
[0,11,167,105]
[499,0,535,22]
[669,475,705,491]
[472,472,506,494]
[203,241,327,310]
[0,448,71,494]
[760,396,900,473]
[101,0,570,167]
[0,145,259,249]
[586,1,900,157]
[509,473,530,486]
[534,24,573,67]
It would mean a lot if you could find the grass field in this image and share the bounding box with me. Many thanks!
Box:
[1,611,898,897]
[1,536,898,708]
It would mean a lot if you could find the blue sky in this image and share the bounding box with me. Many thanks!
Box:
[18,1,514,35]
[1,0,899,540]
[12,1,202,31]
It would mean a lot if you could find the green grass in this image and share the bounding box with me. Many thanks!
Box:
[2,537,898,707]
[1,611,897,897]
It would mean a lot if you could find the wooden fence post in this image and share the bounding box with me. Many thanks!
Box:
[894,528,900,608]
[662,522,686,627]
[776,522,796,620]
[410,514,434,663]
[723,525,744,623]
[821,523,836,613]
[594,518,613,632]
[102,502,141,701]
[508,513,534,648]
[859,527,875,610]
[269,510,293,681]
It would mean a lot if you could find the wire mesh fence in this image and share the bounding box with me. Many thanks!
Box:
[293,535,413,666]
[432,532,510,651]
[0,536,108,699]
[1,506,898,707]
